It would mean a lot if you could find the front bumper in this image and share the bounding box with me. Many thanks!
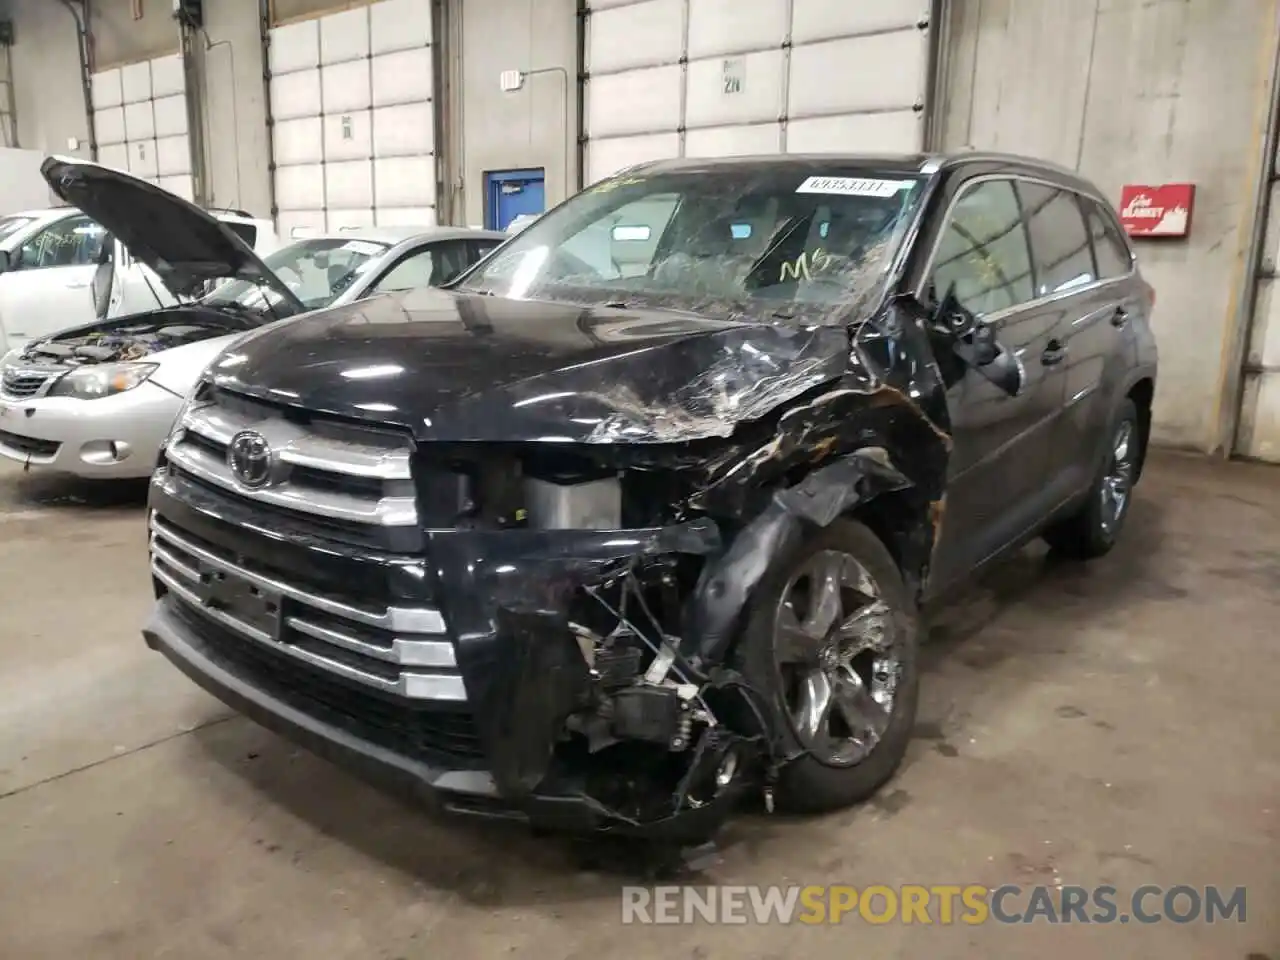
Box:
[144,473,747,841]
[0,381,182,478]
[145,598,744,841]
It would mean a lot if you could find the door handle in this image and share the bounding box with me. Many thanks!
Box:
[1110,306,1129,328]
[1041,340,1068,366]
[66,282,89,289]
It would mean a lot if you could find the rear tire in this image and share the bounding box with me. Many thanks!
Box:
[1043,397,1140,559]
[735,519,919,814]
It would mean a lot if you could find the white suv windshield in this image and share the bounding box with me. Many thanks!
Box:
[0,216,36,245]
[457,165,925,322]
[206,237,390,312]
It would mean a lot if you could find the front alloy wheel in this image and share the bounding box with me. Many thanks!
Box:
[774,549,902,768]
[736,519,920,813]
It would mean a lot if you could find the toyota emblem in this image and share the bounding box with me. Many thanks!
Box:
[227,430,273,488]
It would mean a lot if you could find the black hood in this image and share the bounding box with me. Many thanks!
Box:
[206,288,848,443]
[40,156,305,312]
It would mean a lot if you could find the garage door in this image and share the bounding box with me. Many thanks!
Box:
[582,0,934,184]
[267,0,438,238]
[91,54,194,201]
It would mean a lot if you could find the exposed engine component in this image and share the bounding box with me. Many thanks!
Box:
[562,569,722,770]
[26,333,160,365]
[611,685,683,744]
[18,309,257,369]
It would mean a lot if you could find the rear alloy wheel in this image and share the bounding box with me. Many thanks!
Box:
[1099,417,1136,538]
[737,520,919,813]
[1044,397,1140,559]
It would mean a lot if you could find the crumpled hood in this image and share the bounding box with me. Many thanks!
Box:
[206,287,848,443]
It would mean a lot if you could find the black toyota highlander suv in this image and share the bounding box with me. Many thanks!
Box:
[129,152,1156,842]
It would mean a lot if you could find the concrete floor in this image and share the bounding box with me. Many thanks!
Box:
[0,449,1276,959]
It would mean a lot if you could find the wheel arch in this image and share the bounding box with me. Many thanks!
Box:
[1125,374,1155,480]
[681,441,943,669]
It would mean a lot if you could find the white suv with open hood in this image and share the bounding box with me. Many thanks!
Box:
[0,157,504,479]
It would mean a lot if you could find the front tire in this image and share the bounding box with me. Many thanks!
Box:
[1043,397,1140,559]
[735,519,920,814]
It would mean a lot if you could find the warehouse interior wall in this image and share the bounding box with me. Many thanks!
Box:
[939,0,1278,454]
[2,0,92,159]
[2,0,1278,460]
[90,0,179,68]
[451,0,579,227]
[0,39,14,148]
[196,0,273,217]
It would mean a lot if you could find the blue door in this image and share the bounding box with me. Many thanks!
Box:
[485,169,546,231]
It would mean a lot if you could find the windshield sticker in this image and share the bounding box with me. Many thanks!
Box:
[780,247,835,283]
[795,176,912,198]
[341,240,384,256]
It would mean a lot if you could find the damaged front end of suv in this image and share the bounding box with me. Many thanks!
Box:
[144,158,972,844]
[388,316,949,841]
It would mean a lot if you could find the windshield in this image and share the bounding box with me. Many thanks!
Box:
[457,165,926,323]
[0,216,36,246]
[205,237,391,312]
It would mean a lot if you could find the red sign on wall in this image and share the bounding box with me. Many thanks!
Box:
[1119,183,1195,238]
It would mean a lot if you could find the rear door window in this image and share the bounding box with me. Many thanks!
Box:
[930,179,1034,317]
[1017,181,1096,297]
[469,239,501,263]
[1084,199,1133,279]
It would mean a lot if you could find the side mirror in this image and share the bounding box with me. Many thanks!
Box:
[929,280,978,339]
[931,282,1024,397]
[967,334,1025,396]
[0,250,10,274]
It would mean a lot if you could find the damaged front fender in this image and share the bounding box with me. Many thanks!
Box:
[681,448,912,669]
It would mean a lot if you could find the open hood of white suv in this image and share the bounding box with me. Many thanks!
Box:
[41,156,305,314]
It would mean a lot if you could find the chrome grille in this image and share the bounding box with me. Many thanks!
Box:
[149,513,466,702]
[165,389,417,528]
[0,366,57,400]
